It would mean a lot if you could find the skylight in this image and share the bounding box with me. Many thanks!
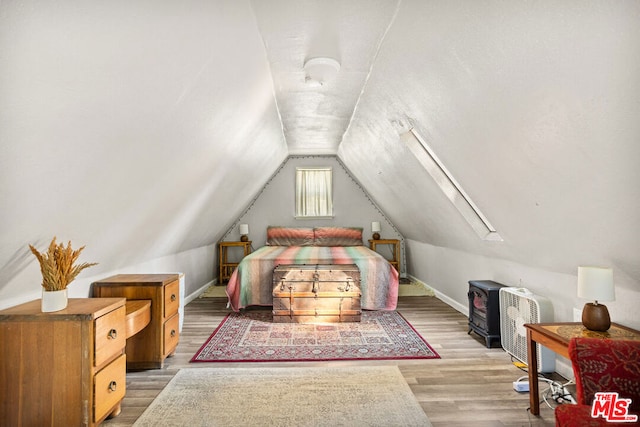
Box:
[402,128,502,242]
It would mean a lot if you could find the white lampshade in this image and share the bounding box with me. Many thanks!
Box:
[577,266,615,302]
[239,224,249,235]
[371,222,381,233]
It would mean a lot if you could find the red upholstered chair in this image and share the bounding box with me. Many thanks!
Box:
[555,337,640,426]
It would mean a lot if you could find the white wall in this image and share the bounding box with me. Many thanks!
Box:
[0,1,287,307]
[406,238,639,331]
[0,244,215,311]
[221,155,405,273]
[407,237,640,378]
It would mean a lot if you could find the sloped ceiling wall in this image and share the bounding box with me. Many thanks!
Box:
[340,1,640,281]
[0,1,287,304]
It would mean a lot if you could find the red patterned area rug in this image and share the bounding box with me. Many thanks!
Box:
[191,310,440,362]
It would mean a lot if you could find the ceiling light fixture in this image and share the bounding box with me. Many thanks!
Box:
[303,57,340,86]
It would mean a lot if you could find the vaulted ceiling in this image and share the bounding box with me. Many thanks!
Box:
[252,0,400,154]
[1,1,639,305]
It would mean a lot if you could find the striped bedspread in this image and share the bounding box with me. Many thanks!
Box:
[225,245,399,312]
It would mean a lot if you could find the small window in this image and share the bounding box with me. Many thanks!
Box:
[295,167,333,218]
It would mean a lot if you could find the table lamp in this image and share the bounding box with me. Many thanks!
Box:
[577,266,614,332]
[371,222,381,240]
[239,224,249,242]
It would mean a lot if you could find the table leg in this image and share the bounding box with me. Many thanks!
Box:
[527,328,540,415]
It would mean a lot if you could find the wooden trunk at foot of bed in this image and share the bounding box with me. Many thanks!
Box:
[272,264,361,323]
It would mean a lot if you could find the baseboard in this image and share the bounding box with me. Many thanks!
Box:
[554,357,573,380]
[407,275,467,315]
[405,275,433,292]
[185,279,216,305]
[434,290,467,316]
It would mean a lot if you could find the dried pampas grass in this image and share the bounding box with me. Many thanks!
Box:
[29,237,98,291]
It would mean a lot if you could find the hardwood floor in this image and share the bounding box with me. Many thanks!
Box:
[103,295,563,426]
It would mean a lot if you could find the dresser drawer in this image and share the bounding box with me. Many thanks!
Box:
[164,279,180,318]
[163,313,180,354]
[95,305,126,367]
[94,353,126,422]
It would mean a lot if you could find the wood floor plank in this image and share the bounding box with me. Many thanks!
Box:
[102,295,561,426]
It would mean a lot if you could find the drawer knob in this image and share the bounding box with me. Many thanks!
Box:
[170,294,176,302]
[108,329,118,339]
[170,329,176,337]
[108,381,117,392]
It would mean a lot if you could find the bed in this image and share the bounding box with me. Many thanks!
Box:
[225,226,399,312]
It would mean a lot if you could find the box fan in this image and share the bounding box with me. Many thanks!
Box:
[499,287,555,373]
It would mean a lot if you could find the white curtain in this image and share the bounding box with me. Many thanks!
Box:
[295,168,333,217]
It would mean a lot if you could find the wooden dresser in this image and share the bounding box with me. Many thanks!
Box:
[0,298,127,426]
[92,274,180,370]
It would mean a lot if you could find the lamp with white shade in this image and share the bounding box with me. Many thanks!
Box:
[577,266,615,332]
[371,222,381,240]
[239,224,249,242]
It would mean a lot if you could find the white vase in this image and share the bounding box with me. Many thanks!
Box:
[41,289,68,312]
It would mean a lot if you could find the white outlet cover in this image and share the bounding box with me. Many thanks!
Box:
[573,307,582,322]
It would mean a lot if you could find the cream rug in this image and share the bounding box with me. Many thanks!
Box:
[133,366,432,427]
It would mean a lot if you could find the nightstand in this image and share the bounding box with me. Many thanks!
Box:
[0,298,127,426]
[368,239,400,272]
[219,241,252,283]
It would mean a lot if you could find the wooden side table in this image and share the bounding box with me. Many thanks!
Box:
[219,241,252,283]
[524,322,640,416]
[368,239,400,271]
[92,273,180,370]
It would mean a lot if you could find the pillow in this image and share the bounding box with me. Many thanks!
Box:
[313,227,363,246]
[266,226,314,246]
